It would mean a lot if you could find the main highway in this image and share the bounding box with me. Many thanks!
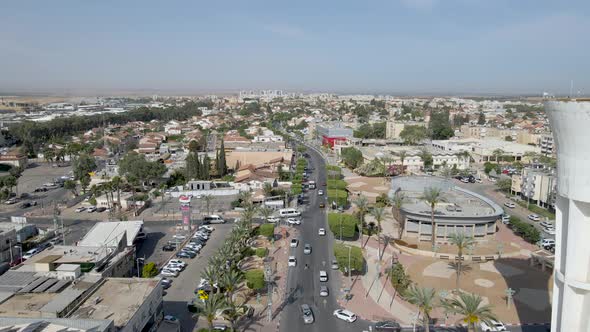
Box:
[280,143,371,332]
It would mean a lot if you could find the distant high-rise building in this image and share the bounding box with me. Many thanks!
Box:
[545,99,590,332]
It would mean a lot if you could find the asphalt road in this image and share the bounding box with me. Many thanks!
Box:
[280,144,371,332]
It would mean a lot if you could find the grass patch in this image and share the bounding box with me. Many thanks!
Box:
[333,243,364,273]
[516,201,555,219]
[327,213,358,239]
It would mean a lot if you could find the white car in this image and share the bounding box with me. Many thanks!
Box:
[504,202,516,209]
[303,244,312,255]
[287,218,301,225]
[288,256,297,267]
[318,190,324,196]
[544,227,556,235]
[173,234,187,240]
[186,244,202,252]
[87,206,97,213]
[168,260,186,267]
[160,269,179,277]
[267,217,280,223]
[199,225,214,232]
[163,315,179,324]
[501,214,510,224]
[333,309,357,323]
[540,221,554,229]
[75,206,86,213]
[319,286,329,297]
[290,239,299,248]
[541,238,555,248]
[528,214,541,222]
[480,320,507,331]
[22,248,41,260]
[318,228,326,236]
[164,265,182,273]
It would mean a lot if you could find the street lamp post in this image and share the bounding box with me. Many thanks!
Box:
[136,257,144,278]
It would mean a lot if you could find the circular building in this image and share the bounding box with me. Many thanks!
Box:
[390,176,504,243]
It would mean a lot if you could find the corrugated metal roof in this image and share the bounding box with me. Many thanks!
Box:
[78,221,143,248]
[46,280,70,293]
[18,278,47,293]
[0,271,38,288]
[32,279,58,293]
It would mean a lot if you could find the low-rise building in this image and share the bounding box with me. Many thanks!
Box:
[512,168,556,209]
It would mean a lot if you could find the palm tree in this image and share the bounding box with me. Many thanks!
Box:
[203,194,214,215]
[238,190,253,207]
[241,204,257,228]
[492,149,504,163]
[221,269,244,305]
[371,206,385,261]
[201,266,220,294]
[262,182,273,196]
[111,176,122,211]
[390,192,406,239]
[448,233,475,292]
[199,293,227,331]
[405,285,436,332]
[441,292,498,332]
[421,187,442,247]
[398,150,407,175]
[353,195,369,247]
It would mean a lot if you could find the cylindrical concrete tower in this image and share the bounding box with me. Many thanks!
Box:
[545,99,590,332]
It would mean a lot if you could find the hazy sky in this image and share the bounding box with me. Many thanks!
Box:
[1,0,589,95]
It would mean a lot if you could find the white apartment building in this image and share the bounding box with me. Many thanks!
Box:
[539,133,555,157]
[511,168,556,209]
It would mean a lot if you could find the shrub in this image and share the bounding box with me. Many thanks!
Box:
[327,213,358,239]
[333,243,364,272]
[245,269,265,290]
[327,179,348,190]
[389,263,412,296]
[327,189,348,207]
[509,216,541,243]
[258,224,275,237]
[326,165,341,172]
[255,248,268,258]
[141,262,159,278]
[242,247,255,257]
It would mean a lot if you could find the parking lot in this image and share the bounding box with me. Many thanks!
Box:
[156,223,234,332]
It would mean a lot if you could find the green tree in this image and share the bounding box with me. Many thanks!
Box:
[390,192,406,239]
[198,293,227,331]
[353,195,369,247]
[477,112,486,125]
[405,286,437,332]
[492,149,504,163]
[203,194,214,215]
[429,110,454,140]
[220,269,244,305]
[216,139,228,176]
[448,233,475,292]
[64,180,78,197]
[399,125,428,145]
[422,187,442,247]
[441,292,498,332]
[73,153,97,181]
[141,262,159,278]
[398,150,407,174]
[118,152,166,190]
[185,152,201,180]
[79,174,91,194]
[341,147,364,169]
[419,148,433,170]
[496,178,512,193]
[371,206,385,261]
[3,176,17,195]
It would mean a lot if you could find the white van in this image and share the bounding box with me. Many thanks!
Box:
[279,208,301,218]
[204,215,225,224]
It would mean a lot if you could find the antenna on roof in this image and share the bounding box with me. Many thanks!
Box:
[570,80,574,98]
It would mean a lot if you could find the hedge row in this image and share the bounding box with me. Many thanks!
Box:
[333,243,364,272]
[327,189,348,207]
[327,213,358,239]
[509,216,541,243]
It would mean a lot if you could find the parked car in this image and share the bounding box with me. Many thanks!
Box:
[540,221,554,229]
[290,239,299,248]
[199,225,214,232]
[318,228,326,236]
[22,248,41,260]
[161,279,172,289]
[5,198,18,205]
[288,256,297,267]
[544,227,556,235]
[163,244,176,251]
[19,202,32,209]
[75,206,86,213]
[86,206,97,213]
[168,259,186,267]
[319,286,329,297]
[96,207,107,213]
[300,304,314,324]
[176,252,194,259]
[480,320,507,331]
[333,309,357,323]
[540,239,555,250]
[504,202,516,208]
[528,214,541,222]
[172,234,187,240]
[267,217,280,223]
[160,269,179,277]
[163,315,179,324]
[303,244,312,255]
[164,265,182,273]
[501,214,511,224]
[374,320,402,331]
[287,218,301,225]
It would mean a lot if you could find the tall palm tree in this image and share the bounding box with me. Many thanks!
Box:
[241,204,257,228]
[442,292,498,332]
[221,269,244,305]
[238,190,253,207]
[371,206,385,261]
[390,192,406,239]
[405,285,436,332]
[111,176,122,211]
[199,293,228,331]
[262,182,273,196]
[448,233,475,292]
[201,266,220,294]
[203,194,214,215]
[421,187,442,247]
[353,195,369,247]
[398,150,407,175]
